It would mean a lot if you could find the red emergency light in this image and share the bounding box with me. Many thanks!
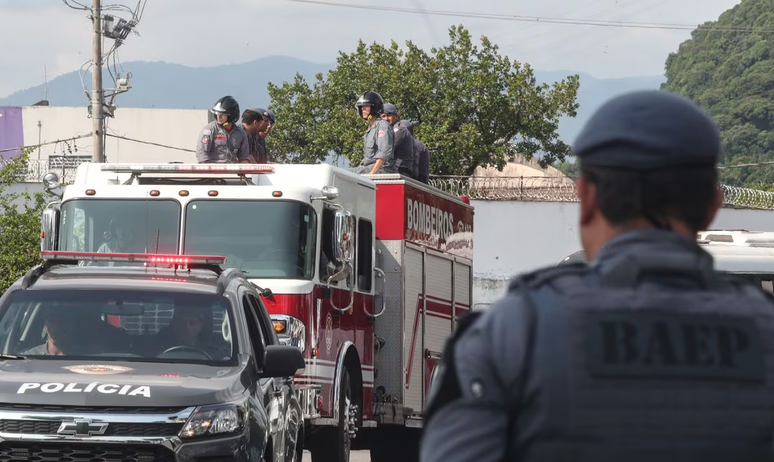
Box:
[100,164,275,174]
[40,251,227,265]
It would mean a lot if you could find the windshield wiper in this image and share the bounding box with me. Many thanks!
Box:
[0,354,25,360]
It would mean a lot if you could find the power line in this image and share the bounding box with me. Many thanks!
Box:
[285,0,774,33]
[0,134,93,154]
[105,133,195,153]
[718,160,774,169]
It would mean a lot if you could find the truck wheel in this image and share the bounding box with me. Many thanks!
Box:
[311,367,357,462]
[369,427,421,462]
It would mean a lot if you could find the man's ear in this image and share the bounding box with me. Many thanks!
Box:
[576,176,597,226]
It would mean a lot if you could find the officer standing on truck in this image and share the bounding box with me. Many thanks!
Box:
[382,103,416,177]
[196,96,252,163]
[421,90,774,462]
[351,91,394,175]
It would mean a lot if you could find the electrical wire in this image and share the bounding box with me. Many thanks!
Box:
[61,0,89,10]
[105,133,195,153]
[0,134,93,154]
[285,0,774,33]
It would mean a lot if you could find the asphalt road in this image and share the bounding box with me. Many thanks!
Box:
[302,450,371,461]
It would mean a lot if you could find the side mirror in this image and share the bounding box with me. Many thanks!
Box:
[40,208,60,252]
[333,210,355,264]
[263,345,305,378]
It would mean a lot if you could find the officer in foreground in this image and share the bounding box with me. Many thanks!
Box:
[421,90,774,462]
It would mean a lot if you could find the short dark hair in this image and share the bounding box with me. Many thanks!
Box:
[579,161,718,232]
[242,109,263,125]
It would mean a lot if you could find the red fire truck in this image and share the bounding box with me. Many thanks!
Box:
[39,163,474,462]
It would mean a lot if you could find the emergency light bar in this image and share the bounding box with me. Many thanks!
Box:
[100,164,275,174]
[40,251,227,265]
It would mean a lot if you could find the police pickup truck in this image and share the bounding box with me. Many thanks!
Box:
[0,250,305,462]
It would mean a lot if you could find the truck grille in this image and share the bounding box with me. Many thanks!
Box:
[0,404,187,414]
[0,420,183,437]
[0,442,172,462]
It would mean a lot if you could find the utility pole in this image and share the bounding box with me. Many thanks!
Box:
[91,0,104,162]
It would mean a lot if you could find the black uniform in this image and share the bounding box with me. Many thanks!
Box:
[421,90,774,462]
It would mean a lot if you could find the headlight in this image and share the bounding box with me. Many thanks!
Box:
[271,315,306,353]
[179,402,245,439]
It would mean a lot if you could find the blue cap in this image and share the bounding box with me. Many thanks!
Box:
[250,107,275,124]
[572,90,720,171]
[383,103,398,115]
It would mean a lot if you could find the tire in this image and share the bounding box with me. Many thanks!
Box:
[311,367,356,462]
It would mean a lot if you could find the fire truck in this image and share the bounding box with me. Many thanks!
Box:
[38,162,475,462]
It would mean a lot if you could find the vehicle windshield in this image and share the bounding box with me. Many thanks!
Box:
[183,199,317,279]
[0,289,236,365]
[58,199,181,255]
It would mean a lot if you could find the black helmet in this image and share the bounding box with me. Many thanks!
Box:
[211,96,240,125]
[355,91,385,118]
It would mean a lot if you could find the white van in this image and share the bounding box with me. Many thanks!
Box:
[560,230,774,293]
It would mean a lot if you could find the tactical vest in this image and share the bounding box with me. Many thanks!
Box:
[428,250,774,462]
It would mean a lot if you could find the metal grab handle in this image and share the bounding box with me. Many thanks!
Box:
[364,267,387,318]
[328,263,354,313]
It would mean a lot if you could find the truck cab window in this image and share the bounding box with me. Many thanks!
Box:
[357,219,373,291]
[184,200,317,279]
[58,199,180,256]
[320,208,337,283]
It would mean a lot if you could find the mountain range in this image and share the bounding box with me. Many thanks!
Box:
[0,55,666,145]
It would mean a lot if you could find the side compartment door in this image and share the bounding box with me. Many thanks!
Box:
[421,250,454,410]
[403,244,424,412]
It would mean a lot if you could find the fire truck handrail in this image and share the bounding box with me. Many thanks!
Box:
[327,263,355,313]
[364,267,387,318]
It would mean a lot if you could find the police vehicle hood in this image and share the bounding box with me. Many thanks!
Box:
[0,359,249,407]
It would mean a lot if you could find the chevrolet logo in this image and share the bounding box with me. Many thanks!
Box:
[57,419,109,437]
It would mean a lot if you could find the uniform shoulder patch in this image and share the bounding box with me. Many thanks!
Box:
[378,130,386,138]
[508,261,588,293]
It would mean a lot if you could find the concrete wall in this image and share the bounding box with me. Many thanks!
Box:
[470,200,774,309]
[3,106,208,167]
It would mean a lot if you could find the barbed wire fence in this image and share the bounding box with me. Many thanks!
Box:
[429,175,774,210]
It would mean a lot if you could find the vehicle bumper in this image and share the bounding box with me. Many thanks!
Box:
[295,383,322,420]
[173,430,259,461]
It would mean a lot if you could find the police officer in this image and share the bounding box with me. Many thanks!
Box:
[421,90,774,462]
[242,107,267,163]
[352,91,394,175]
[196,96,252,163]
[405,121,430,183]
[382,103,416,177]
[258,108,276,162]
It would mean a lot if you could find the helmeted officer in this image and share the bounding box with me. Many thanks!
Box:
[421,90,774,462]
[351,91,394,175]
[195,96,251,163]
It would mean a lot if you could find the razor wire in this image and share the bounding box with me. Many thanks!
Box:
[430,176,774,210]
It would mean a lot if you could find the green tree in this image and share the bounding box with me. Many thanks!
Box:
[661,0,774,186]
[267,25,580,176]
[0,150,49,293]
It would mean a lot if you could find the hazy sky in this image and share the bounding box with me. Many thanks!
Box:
[0,0,740,97]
